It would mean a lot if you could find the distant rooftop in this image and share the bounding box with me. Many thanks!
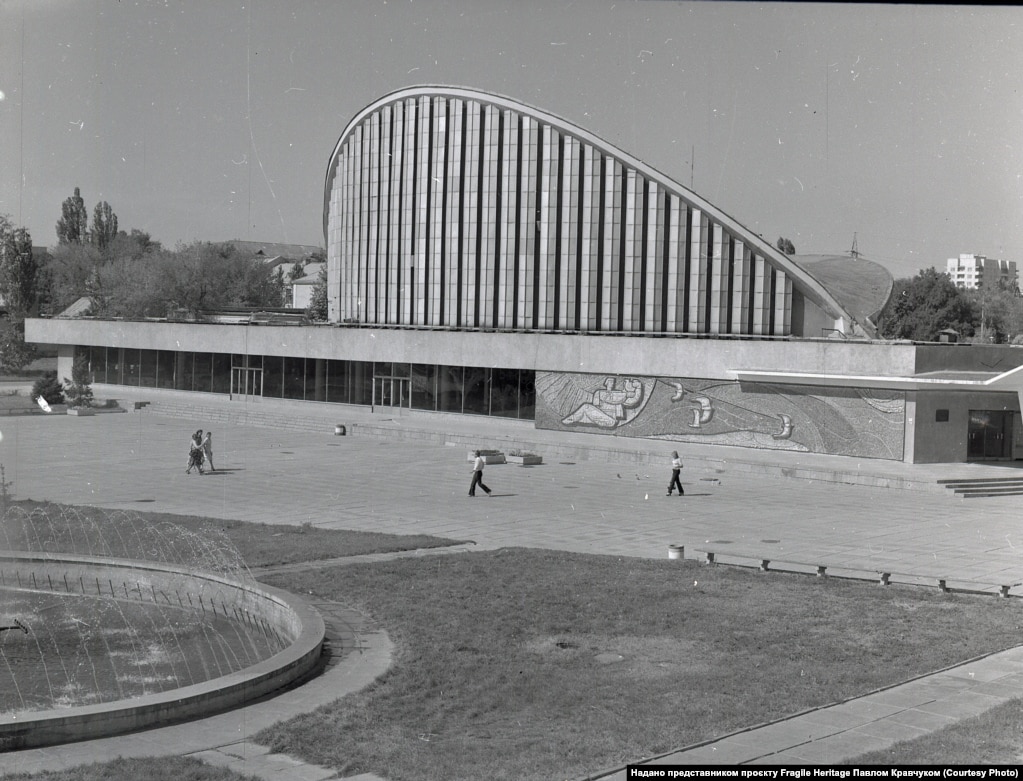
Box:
[225,240,322,260]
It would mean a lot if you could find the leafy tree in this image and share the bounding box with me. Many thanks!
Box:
[56,187,89,245]
[91,201,119,252]
[150,241,285,318]
[963,279,1023,344]
[64,352,94,409]
[101,229,160,263]
[776,237,796,255]
[45,241,102,312]
[877,268,976,341]
[0,320,37,372]
[241,259,286,308]
[286,260,307,283]
[306,264,328,321]
[0,216,39,316]
[89,252,170,318]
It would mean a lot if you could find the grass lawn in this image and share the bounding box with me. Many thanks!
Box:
[2,501,468,567]
[849,698,1023,765]
[253,549,1023,780]
[1,757,260,781]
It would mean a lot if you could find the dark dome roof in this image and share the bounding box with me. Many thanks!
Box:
[790,254,894,330]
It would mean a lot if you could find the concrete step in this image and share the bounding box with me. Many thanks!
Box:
[937,477,1023,486]
[956,487,1023,498]
[939,476,1023,498]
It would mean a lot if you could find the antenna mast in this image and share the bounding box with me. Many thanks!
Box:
[850,232,859,259]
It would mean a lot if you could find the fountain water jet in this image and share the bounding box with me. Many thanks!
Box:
[0,504,324,750]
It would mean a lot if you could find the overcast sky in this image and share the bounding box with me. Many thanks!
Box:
[1,1,1021,279]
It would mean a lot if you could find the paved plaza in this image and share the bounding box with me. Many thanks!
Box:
[2,407,1022,587]
[2,405,1023,777]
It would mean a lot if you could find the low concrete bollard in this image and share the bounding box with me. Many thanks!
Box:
[668,544,684,560]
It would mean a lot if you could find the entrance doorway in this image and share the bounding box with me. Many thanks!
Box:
[374,377,410,410]
[967,410,1012,460]
[231,367,263,401]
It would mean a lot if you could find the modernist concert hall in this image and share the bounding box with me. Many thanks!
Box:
[27,86,1023,464]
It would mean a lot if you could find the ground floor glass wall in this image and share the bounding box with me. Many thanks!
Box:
[82,346,535,420]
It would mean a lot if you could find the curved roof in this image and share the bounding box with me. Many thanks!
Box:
[790,255,894,331]
[324,85,869,336]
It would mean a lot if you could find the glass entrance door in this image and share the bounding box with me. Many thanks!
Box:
[967,410,1011,460]
[231,367,263,401]
[374,377,410,409]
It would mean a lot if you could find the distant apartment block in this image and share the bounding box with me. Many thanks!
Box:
[946,253,1018,291]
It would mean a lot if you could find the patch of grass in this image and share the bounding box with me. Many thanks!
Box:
[849,697,1023,764]
[1,756,261,781]
[5,501,467,568]
[254,549,1023,781]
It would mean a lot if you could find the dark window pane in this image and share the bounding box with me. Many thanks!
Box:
[176,352,194,391]
[411,364,438,410]
[156,350,175,389]
[123,349,141,386]
[90,347,107,384]
[326,360,347,403]
[309,359,327,402]
[463,367,490,415]
[108,348,123,385]
[263,356,284,398]
[193,353,212,393]
[437,365,464,413]
[211,353,231,393]
[518,370,536,419]
[283,357,305,399]
[139,350,158,388]
[490,368,520,418]
[348,361,373,405]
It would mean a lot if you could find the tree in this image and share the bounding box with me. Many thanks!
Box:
[91,201,119,252]
[0,320,36,372]
[306,264,328,321]
[776,237,796,255]
[101,229,160,263]
[963,279,1023,344]
[31,372,64,406]
[56,187,89,245]
[0,216,39,316]
[45,241,102,312]
[154,241,285,318]
[64,351,94,409]
[876,268,977,341]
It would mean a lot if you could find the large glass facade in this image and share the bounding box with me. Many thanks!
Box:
[83,346,534,420]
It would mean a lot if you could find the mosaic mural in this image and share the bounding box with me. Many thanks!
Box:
[535,372,905,460]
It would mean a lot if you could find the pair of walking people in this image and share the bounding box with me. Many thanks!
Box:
[186,429,215,475]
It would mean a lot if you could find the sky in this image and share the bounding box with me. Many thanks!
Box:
[1,1,1021,280]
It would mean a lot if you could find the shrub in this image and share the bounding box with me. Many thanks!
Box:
[31,371,64,405]
[63,353,94,409]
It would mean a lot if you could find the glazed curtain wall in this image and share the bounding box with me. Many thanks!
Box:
[327,94,792,336]
[81,347,535,419]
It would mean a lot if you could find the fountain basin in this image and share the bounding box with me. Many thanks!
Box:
[0,551,324,750]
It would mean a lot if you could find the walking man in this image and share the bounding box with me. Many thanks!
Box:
[469,450,492,497]
[667,450,684,496]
